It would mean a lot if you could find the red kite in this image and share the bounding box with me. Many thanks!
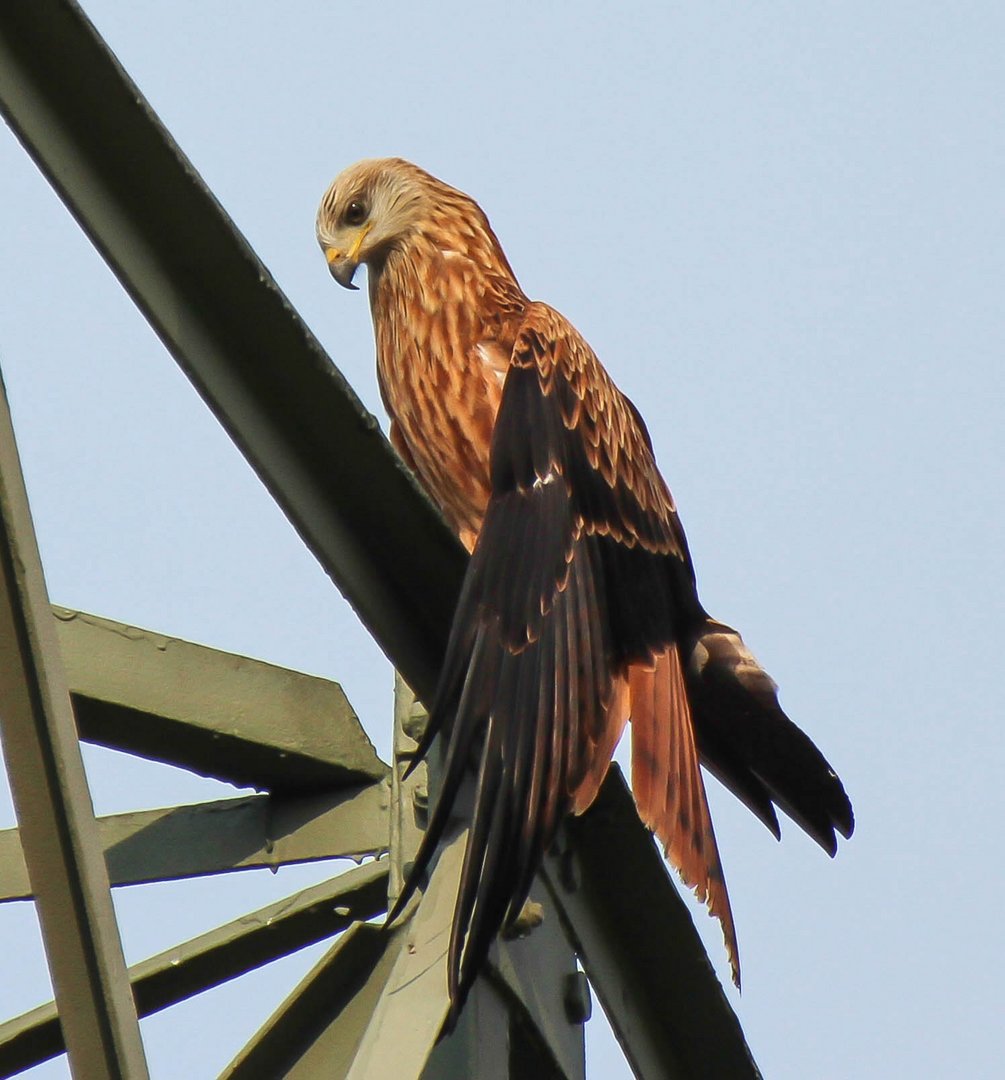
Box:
[318,158,853,1019]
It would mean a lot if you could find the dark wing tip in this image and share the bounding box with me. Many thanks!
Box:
[687,616,856,857]
[832,779,855,842]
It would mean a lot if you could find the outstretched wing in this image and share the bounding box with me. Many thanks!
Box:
[391,301,738,1019]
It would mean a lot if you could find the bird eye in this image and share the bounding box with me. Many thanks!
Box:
[344,201,368,226]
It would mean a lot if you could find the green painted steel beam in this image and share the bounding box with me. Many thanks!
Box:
[0,860,389,1078]
[0,784,388,902]
[0,375,149,1078]
[0,0,464,703]
[345,829,465,1079]
[491,920,587,1080]
[228,844,577,1080]
[419,979,513,1080]
[55,607,387,792]
[340,827,583,1080]
[387,683,585,1080]
[545,767,761,1080]
[221,923,406,1080]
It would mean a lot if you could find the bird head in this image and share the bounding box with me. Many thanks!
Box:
[316,158,433,290]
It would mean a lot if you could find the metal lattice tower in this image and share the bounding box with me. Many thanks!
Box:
[0,2,760,1076]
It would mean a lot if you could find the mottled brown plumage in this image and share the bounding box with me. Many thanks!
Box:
[317,158,853,1019]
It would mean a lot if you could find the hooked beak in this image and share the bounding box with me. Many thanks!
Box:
[325,247,360,290]
[325,224,371,291]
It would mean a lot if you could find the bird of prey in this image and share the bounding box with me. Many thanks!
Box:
[317,157,853,1019]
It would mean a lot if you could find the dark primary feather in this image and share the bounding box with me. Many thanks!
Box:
[392,486,605,1021]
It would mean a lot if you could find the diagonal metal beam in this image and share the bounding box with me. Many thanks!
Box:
[0,784,389,902]
[418,979,514,1080]
[387,681,585,1079]
[344,829,466,1080]
[545,767,761,1080]
[56,607,387,792]
[0,0,464,703]
[0,860,389,1078]
[339,827,584,1080]
[491,923,587,1080]
[220,922,406,1080]
[0,374,148,1078]
[226,920,568,1080]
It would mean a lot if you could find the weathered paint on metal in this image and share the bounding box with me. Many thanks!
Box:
[221,923,406,1079]
[492,913,587,1079]
[0,784,389,902]
[0,860,389,1077]
[55,607,387,792]
[389,675,429,908]
[0,376,149,1078]
[344,829,465,1079]
[0,0,464,706]
[545,767,762,1080]
[421,979,511,1080]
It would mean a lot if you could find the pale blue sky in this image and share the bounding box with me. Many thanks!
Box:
[1,2,1003,1076]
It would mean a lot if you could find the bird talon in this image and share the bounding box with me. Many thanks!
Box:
[503,899,545,939]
